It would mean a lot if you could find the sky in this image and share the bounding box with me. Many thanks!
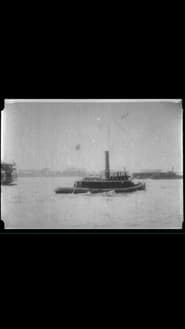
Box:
[1,100,183,174]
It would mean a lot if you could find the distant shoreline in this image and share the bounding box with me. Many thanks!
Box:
[16,174,87,178]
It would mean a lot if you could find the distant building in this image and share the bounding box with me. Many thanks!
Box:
[133,169,183,179]
[61,168,88,177]
[41,168,50,175]
[133,170,162,179]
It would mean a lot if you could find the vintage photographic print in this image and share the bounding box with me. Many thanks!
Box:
[1,99,183,229]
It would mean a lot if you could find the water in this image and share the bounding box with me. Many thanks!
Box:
[1,177,183,229]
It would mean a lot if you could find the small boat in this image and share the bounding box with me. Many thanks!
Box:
[55,151,146,194]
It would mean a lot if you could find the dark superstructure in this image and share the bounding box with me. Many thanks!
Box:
[1,162,17,185]
[55,151,145,194]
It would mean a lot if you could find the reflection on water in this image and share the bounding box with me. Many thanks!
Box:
[1,177,183,229]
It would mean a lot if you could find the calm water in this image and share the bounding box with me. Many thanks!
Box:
[1,177,183,229]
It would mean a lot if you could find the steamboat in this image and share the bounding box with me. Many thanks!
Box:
[55,151,146,194]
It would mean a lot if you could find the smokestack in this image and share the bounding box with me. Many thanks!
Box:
[105,150,110,179]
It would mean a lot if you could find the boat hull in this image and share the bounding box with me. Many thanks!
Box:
[55,182,146,194]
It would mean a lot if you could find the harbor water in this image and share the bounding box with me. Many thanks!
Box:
[1,177,183,229]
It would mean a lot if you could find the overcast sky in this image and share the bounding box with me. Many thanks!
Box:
[1,100,183,173]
